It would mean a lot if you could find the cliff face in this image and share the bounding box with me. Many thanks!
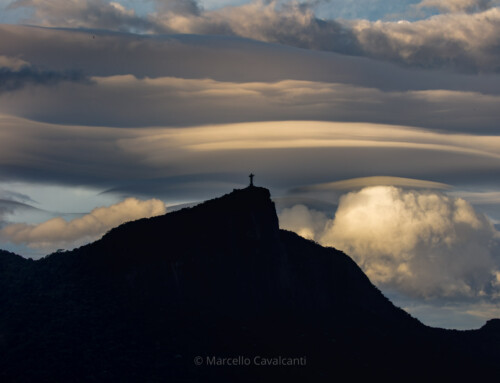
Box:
[0,187,499,382]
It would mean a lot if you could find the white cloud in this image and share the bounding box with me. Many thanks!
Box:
[280,186,500,299]
[0,197,166,250]
[279,204,328,241]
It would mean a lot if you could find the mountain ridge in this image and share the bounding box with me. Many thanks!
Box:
[0,186,499,381]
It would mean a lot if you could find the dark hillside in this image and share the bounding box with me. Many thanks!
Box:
[0,186,498,382]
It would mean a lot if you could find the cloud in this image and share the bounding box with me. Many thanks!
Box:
[279,204,329,241]
[3,73,500,133]
[350,8,500,73]
[280,186,500,299]
[2,115,500,196]
[8,0,156,32]
[0,53,91,92]
[416,0,500,13]
[8,1,500,73]
[0,187,40,230]
[0,66,91,92]
[0,187,36,204]
[5,24,500,95]
[0,55,29,71]
[154,0,202,16]
[0,197,166,250]
[291,176,451,193]
[159,0,360,53]
[158,3,500,73]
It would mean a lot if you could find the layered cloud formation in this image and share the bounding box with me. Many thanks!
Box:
[280,186,500,300]
[2,117,499,195]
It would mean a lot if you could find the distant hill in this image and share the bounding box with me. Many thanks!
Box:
[0,186,499,382]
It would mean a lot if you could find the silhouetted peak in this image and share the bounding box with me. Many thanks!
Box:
[204,185,272,206]
[168,185,278,232]
[169,185,280,240]
[480,318,500,333]
[96,185,280,261]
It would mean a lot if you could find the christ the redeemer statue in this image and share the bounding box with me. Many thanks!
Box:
[249,173,255,187]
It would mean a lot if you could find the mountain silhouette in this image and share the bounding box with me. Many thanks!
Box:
[0,186,499,382]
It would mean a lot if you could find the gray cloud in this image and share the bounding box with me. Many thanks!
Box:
[0,199,39,230]
[0,66,91,92]
[100,173,245,201]
[416,0,500,13]
[8,1,500,73]
[154,0,202,16]
[0,187,36,204]
[351,8,500,73]
[0,52,91,92]
[2,74,500,133]
[8,0,157,32]
[156,3,500,73]
[4,25,500,94]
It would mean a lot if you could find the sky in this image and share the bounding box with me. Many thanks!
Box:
[1,0,500,329]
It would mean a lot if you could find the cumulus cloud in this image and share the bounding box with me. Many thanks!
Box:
[280,186,500,299]
[157,0,360,53]
[279,204,329,241]
[155,3,500,73]
[0,197,166,250]
[350,8,500,73]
